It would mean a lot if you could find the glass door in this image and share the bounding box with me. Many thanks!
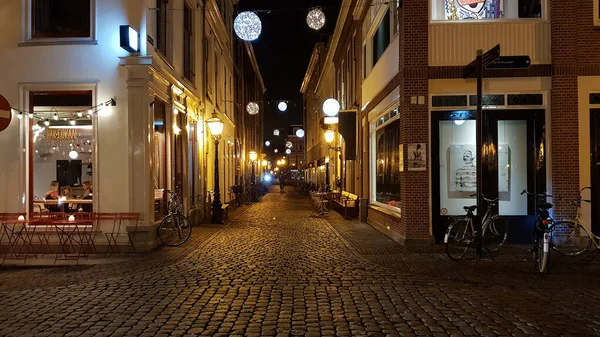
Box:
[591,109,600,235]
[432,109,545,244]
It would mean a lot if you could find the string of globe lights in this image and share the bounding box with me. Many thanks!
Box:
[11,98,117,126]
[245,99,301,115]
[234,7,325,41]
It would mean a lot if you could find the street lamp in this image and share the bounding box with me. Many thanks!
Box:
[206,114,224,224]
[249,151,258,184]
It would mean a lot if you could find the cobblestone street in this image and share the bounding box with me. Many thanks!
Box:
[2,188,600,336]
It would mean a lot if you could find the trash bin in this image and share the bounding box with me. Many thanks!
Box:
[359,198,368,222]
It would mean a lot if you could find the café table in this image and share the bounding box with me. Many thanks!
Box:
[1,217,41,262]
[53,218,94,262]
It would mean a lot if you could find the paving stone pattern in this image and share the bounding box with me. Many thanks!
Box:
[1,188,600,336]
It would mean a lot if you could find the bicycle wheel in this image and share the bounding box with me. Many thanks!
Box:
[445,219,472,261]
[552,221,592,257]
[158,214,192,247]
[483,215,509,253]
[534,232,550,273]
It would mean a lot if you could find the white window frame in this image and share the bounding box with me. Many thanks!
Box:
[21,0,97,46]
[362,2,398,78]
[595,0,600,26]
[430,0,548,23]
[369,107,401,214]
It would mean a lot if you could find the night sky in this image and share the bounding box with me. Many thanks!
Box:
[238,0,342,156]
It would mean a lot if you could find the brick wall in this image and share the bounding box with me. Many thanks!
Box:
[397,0,430,242]
[549,0,600,218]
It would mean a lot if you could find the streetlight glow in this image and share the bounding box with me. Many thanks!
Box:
[322,98,340,117]
[249,151,258,161]
[324,130,335,144]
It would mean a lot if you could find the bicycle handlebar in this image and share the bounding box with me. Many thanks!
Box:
[469,193,498,204]
[521,190,560,200]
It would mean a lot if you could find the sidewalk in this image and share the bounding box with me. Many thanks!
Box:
[318,192,600,289]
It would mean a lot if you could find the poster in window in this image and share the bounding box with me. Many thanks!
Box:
[447,144,510,195]
[445,0,503,20]
[407,143,426,171]
[449,144,476,192]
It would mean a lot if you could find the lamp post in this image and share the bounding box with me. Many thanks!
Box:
[249,151,257,184]
[324,129,336,191]
[207,114,224,224]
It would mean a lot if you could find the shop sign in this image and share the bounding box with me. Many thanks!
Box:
[0,94,12,133]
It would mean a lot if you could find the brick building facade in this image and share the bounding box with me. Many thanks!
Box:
[303,0,600,245]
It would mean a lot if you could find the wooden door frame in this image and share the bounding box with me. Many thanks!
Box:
[591,109,600,235]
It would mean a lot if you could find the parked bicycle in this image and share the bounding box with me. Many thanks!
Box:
[552,187,596,257]
[521,190,560,273]
[157,190,192,247]
[445,194,509,261]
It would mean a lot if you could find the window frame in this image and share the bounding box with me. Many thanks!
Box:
[183,2,195,83]
[369,107,401,213]
[156,0,172,62]
[22,0,96,45]
[595,0,600,26]
[430,0,547,23]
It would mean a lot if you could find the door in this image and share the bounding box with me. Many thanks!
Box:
[591,109,600,235]
[432,109,545,244]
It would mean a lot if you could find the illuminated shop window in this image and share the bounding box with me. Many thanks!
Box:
[431,0,543,21]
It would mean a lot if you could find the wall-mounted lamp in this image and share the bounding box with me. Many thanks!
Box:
[119,25,139,53]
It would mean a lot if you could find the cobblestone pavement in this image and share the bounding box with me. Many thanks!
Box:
[1,188,600,336]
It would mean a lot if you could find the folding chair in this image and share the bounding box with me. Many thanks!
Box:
[119,213,141,254]
[100,213,123,256]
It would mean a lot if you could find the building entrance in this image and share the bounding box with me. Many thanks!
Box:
[591,109,600,235]
[432,109,546,244]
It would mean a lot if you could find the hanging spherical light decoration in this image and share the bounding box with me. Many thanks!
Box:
[285,148,292,155]
[234,11,262,41]
[322,98,340,117]
[273,129,280,136]
[306,8,326,31]
[265,140,271,147]
[278,101,288,112]
[295,129,305,138]
[69,150,79,159]
[274,149,279,153]
[285,141,293,149]
[246,102,259,115]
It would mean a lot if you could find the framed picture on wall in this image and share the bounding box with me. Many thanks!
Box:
[407,143,426,171]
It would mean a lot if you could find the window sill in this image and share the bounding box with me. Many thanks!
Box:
[430,18,546,25]
[182,77,197,90]
[369,203,401,219]
[19,39,98,47]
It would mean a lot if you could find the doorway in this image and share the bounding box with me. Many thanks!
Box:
[591,109,600,235]
[431,109,546,244]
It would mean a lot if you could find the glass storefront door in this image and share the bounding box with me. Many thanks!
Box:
[432,109,546,244]
[591,109,600,235]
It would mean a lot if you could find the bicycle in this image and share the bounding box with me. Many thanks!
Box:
[157,190,192,247]
[521,190,560,273]
[230,185,243,207]
[445,194,509,261]
[552,187,595,257]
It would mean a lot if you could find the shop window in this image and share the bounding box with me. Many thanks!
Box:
[372,118,401,209]
[183,3,195,83]
[431,0,543,21]
[432,95,468,107]
[590,93,600,105]
[372,10,390,66]
[153,101,167,217]
[31,91,94,214]
[156,0,169,57]
[469,94,505,106]
[507,94,543,106]
[31,0,91,38]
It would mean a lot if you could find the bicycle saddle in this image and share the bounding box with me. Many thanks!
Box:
[538,202,552,210]
[463,205,477,212]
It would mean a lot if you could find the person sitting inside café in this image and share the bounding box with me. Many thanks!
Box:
[81,180,93,212]
[44,181,60,212]
[62,186,79,213]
